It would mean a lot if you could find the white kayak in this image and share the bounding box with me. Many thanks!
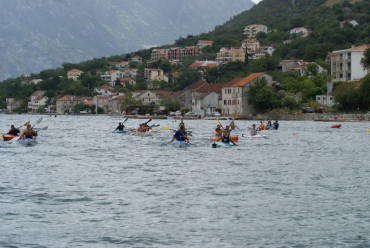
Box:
[170,141,191,148]
[246,134,268,138]
[18,138,38,146]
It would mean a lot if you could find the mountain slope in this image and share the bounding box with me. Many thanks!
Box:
[0,0,254,81]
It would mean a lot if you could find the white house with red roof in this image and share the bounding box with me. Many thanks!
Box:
[144,68,164,81]
[30,79,42,84]
[100,70,124,85]
[129,55,142,63]
[28,95,48,113]
[222,73,273,116]
[290,27,309,35]
[125,68,138,78]
[241,38,261,54]
[216,47,245,63]
[67,69,83,80]
[7,100,23,113]
[330,44,370,82]
[189,61,219,77]
[115,61,130,69]
[197,40,213,49]
[120,78,136,87]
[94,84,118,96]
[244,24,268,37]
[340,20,358,28]
[56,95,91,114]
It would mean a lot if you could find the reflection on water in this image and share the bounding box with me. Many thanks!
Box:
[1,115,369,247]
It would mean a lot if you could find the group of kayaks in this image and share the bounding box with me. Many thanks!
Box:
[2,134,38,146]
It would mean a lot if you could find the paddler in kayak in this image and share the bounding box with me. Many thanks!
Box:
[221,125,237,145]
[215,124,223,140]
[273,120,279,130]
[230,121,240,131]
[177,118,185,130]
[258,120,265,131]
[250,124,258,136]
[170,126,189,143]
[115,122,125,131]
[7,125,21,136]
[19,124,38,140]
[137,123,148,132]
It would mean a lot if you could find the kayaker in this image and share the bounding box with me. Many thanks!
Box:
[177,118,185,130]
[7,125,20,136]
[215,124,223,140]
[230,121,240,131]
[266,121,273,130]
[221,125,237,145]
[250,124,258,136]
[115,122,125,131]
[137,123,148,132]
[273,120,279,130]
[19,124,38,140]
[258,120,265,131]
[171,126,189,143]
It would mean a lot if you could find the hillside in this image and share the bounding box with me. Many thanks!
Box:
[0,0,254,81]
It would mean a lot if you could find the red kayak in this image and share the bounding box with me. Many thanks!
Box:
[3,134,18,141]
[330,124,341,128]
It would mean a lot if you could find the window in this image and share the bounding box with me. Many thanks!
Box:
[348,52,351,59]
[224,100,226,105]
[317,97,321,101]
[228,100,231,105]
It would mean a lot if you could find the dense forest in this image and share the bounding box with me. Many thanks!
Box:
[1,0,369,113]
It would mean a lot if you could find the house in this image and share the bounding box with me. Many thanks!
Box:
[216,47,245,63]
[115,61,130,69]
[95,84,118,96]
[151,48,167,61]
[28,95,48,113]
[152,74,169,82]
[134,90,160,105]
[243,24,268,37]
[120,78,136,87]
[67,69,83,80]
[290,27,309,35]
[222,73,273,117]
[189,61,219,75]
[277,60,327,76]
[316,94,334,106]
[56,95,91,114]
[253,46,275,59]
[6,98,14,104]
[241,38,260,54]
[144,68,164,81]
[167,46,200,62]
[7,100,23,113]
[125,68,138,78]
[93,95,115,113]
[100,70,124,85]
[191,83,225,116]
[30,79,42,84]
[197,40,213,49]
[329,44,370,82]
[340,20,358,28]
[129,55,143,63]
[28,91,47,112]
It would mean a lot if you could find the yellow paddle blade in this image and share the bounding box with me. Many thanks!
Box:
[232,112,239,120]
[367,129,370,132]
[216,116,221,124]
[0,135,2,139]
[162,126,169,130]
[23,121,30,126]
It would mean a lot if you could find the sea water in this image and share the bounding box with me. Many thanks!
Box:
[0,115,369,247]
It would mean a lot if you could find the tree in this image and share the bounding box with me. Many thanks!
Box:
[119,93,143,112]
[360,48,370,71]
[333,81,361,111]
[248,78,279,112]
[244,50,249,66]
[359,75,370,110]
[160,97,183,111]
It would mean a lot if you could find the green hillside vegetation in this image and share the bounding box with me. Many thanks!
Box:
[1,0,369,112]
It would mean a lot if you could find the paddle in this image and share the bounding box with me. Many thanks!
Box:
[122,117,129,123]
[216,116,224,129]
[32,117,43,128]
[162,126,170,130]
[148,124,160,129]
[0,121,30,139]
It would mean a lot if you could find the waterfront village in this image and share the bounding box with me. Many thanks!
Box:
[4,23,370,121]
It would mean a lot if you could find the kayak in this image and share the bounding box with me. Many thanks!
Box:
[3,134,18,141]
[330,124,341,128]
[170,141,191,148]
[112,130,129,133]
[231,135,238,142]
[18,138,37,146]
[210,136,220,141]
[247,134,268,138]
[211,141,235,148]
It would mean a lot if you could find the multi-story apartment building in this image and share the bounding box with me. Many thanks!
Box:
[216,47,245,63]
[243,24,268,37]
[151,48,167,61]
[167,46,200,62]
[222,73,272,117]
[144,68,164,81]
[67,69,83,80]
[330,44,370,82]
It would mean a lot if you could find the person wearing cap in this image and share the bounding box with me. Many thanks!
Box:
[19,124,38,140]
[7,125,20,136]
[250,124,258,136]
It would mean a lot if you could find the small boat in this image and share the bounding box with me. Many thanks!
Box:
[112,130,129,133]
[17,138,37,146]
[330,124,341,128]
[3,134,18,141]
[170,141,191,148]
[211,141,235,148]
[247,134,268,138]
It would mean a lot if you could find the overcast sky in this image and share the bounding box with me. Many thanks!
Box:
[252,0,262,3]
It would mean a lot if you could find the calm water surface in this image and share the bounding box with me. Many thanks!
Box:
[0,114,369,247]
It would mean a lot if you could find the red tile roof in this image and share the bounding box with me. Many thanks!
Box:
[225,73,265,87]
[31,90,45,96]
[57,95,73,101]
[34,95,46,101]
[199,40,213,44]
[84,100,94,105]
